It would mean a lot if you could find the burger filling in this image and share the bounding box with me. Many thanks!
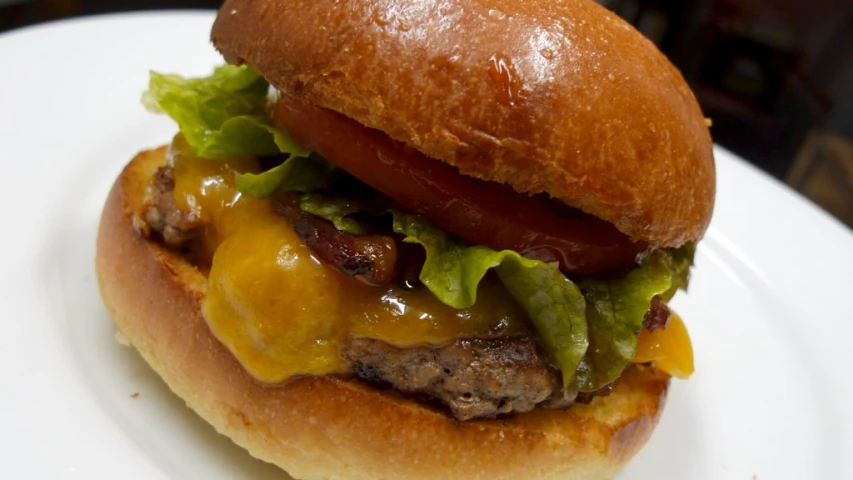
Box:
[139,65,695,420]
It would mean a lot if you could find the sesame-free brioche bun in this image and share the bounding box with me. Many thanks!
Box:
[96,147,670,480]
[211,0,715,247]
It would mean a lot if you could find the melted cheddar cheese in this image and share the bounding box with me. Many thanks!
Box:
[166,136,693,383]
[633,312,694,378]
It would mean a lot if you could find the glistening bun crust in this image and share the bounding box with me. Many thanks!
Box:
[96,148,671,480]
[211,0,715,247]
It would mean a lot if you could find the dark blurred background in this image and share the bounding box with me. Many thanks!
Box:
[2,0,851,227]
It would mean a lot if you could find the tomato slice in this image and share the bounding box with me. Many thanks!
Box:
[271,94,648,275]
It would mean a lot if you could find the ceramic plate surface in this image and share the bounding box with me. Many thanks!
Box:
[1,12,852,480]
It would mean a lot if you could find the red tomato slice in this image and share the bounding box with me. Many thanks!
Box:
[271,94,648,275]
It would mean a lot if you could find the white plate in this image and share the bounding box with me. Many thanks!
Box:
[1,11,852,480]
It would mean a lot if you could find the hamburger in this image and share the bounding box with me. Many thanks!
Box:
[96,0,715,478]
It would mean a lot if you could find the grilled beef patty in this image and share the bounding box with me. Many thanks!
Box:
[343,336,578,420]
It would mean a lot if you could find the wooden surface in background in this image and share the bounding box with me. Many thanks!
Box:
[787,131,853,228]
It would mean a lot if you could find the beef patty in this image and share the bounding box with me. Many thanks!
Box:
[140,166,203,246]
[343,336,577,420]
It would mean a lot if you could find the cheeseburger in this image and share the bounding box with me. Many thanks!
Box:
[96,0,714,478]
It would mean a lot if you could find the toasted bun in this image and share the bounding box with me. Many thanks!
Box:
[211,0,715,247]
[97,147,670,480]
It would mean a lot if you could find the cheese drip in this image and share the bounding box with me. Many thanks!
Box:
[633,312,694,378]
[167,136,528,383]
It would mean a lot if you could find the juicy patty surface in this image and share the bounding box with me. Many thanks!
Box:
[343,337,576,420]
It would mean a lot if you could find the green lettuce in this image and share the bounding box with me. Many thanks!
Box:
[573,252,673,391]
[144,64,333,196]
[661,243,695,301]
[143,64,309,159]
[495,258,589,386]
[236,155,335,198]
[299,193,366,235]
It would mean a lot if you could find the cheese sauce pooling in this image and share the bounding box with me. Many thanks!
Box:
[167,137,529,383]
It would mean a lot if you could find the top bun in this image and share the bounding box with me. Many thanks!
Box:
[211,0,715,246]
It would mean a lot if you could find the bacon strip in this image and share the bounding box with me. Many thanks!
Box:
[273,195,398,286]
[642,296,671,332]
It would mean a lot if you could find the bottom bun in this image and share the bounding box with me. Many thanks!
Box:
[96,147,671,480]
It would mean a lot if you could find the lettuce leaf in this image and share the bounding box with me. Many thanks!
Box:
[661,243,695,301]
[573,252,673,391]
[390,211,505,308]
[299,193,366,234]
[143,64,309,159]
[236,155,335,198]
[495,258,589,386]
